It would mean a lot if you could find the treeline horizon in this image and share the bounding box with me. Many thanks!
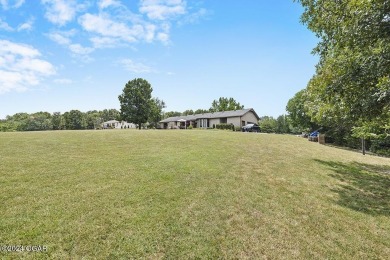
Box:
[0,109,122,132]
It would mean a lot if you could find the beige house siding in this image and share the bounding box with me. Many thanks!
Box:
[209,118,220,127]
[227,117,240,127]
[241,112,259,125]
[160,108,260,129]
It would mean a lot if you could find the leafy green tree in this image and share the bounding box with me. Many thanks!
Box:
[149,98,166,128]
[6,113,29,131]
[0,121,17,132]
[194,109,209,114]
[286,89,317,132]
[85,110,102,129]
[259,116,277,133]
[182,109,194,116]
[52,112,65,130]
[25,112,52,131]
[118,78,153,130]
[63,110,86,130]
[164,111,182,118]
[296,0,390,133]
[276,115,291,134]
[100,109,120,122]
[209,97,244,112]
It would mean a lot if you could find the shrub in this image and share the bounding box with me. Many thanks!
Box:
[188,125,193,129]
[216,123,234,130]
[370,136,390,156]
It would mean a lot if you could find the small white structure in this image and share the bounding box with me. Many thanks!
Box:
[103,120,136,129]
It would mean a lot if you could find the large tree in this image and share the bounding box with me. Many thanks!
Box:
[209,97,244,112]
[118,78,153,130]
[296,0,390,131]
[286,89,317,132]
[63,110,86,130]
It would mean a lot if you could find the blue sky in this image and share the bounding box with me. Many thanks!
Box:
[0,0,318,119]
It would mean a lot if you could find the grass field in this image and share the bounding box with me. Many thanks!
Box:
[0,129,389,259]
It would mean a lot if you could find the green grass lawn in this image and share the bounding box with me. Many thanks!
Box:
[0,130,389,259]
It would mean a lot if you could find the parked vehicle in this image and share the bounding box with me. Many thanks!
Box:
[242,123,260,132]
[308,131,319,141]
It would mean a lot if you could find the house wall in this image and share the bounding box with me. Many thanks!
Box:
[241,112,259,125]
[168,121,177,128]
[209,118,219,128]
[227,117,241,127]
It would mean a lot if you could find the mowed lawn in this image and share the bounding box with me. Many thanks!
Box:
[0,130,389,259]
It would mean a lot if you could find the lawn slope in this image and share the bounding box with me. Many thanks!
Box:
[0,130,389,259]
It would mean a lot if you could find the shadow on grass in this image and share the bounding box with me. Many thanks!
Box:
[315,159,390,216]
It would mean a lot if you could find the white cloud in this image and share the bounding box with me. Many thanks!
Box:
[120,59,153,73]
[0,40,55,94]
[69,43,94,55]
[47,30,94,59]
[47,32,72,45]
[0,0,24,9]
[90,36,120,49]
[41,0,78,26]
[79,13,144,43]
[0,18,13,31]
[98,0,121,9]
[17,18,34,31]
[140,0,186,20]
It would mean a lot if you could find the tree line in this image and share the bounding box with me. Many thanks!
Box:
[0,109,121,132]
[286,0,390,155]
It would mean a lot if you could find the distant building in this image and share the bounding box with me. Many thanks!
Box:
[103,120,136,129]
[159,108,260,129]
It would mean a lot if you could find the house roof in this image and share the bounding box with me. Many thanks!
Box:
[104,120,120,124]
[160,108,260,123]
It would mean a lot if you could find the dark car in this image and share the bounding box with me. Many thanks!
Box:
[242,123,260,132]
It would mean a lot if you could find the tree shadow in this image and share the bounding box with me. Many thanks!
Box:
[315,159,390,216]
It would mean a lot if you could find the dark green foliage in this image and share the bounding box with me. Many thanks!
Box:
[100,109,120,122]
[194,109,209,114]
[164,111,181,118]
[215,123,234,130]
[51,112,65,130]
[286,89,316,132]
[118,78,153,130]
[25,112,52,131]
[149,98,166,129]
[209,97,244,112]
[289,0,390,154]
[259,116,277,133]
[182,109,194,115]
[276,115,291,134]
[63,110,86,130]
[370,136,390,156]
[1,109,123,132]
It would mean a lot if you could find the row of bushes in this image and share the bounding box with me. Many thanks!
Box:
[212,123,241,131]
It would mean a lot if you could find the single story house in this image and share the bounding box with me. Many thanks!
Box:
[160,108,260,129]
[103,120,136,129]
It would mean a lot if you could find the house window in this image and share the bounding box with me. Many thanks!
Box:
[199,119,208,128]
[220,117,227,124]
[242,120,245,126]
